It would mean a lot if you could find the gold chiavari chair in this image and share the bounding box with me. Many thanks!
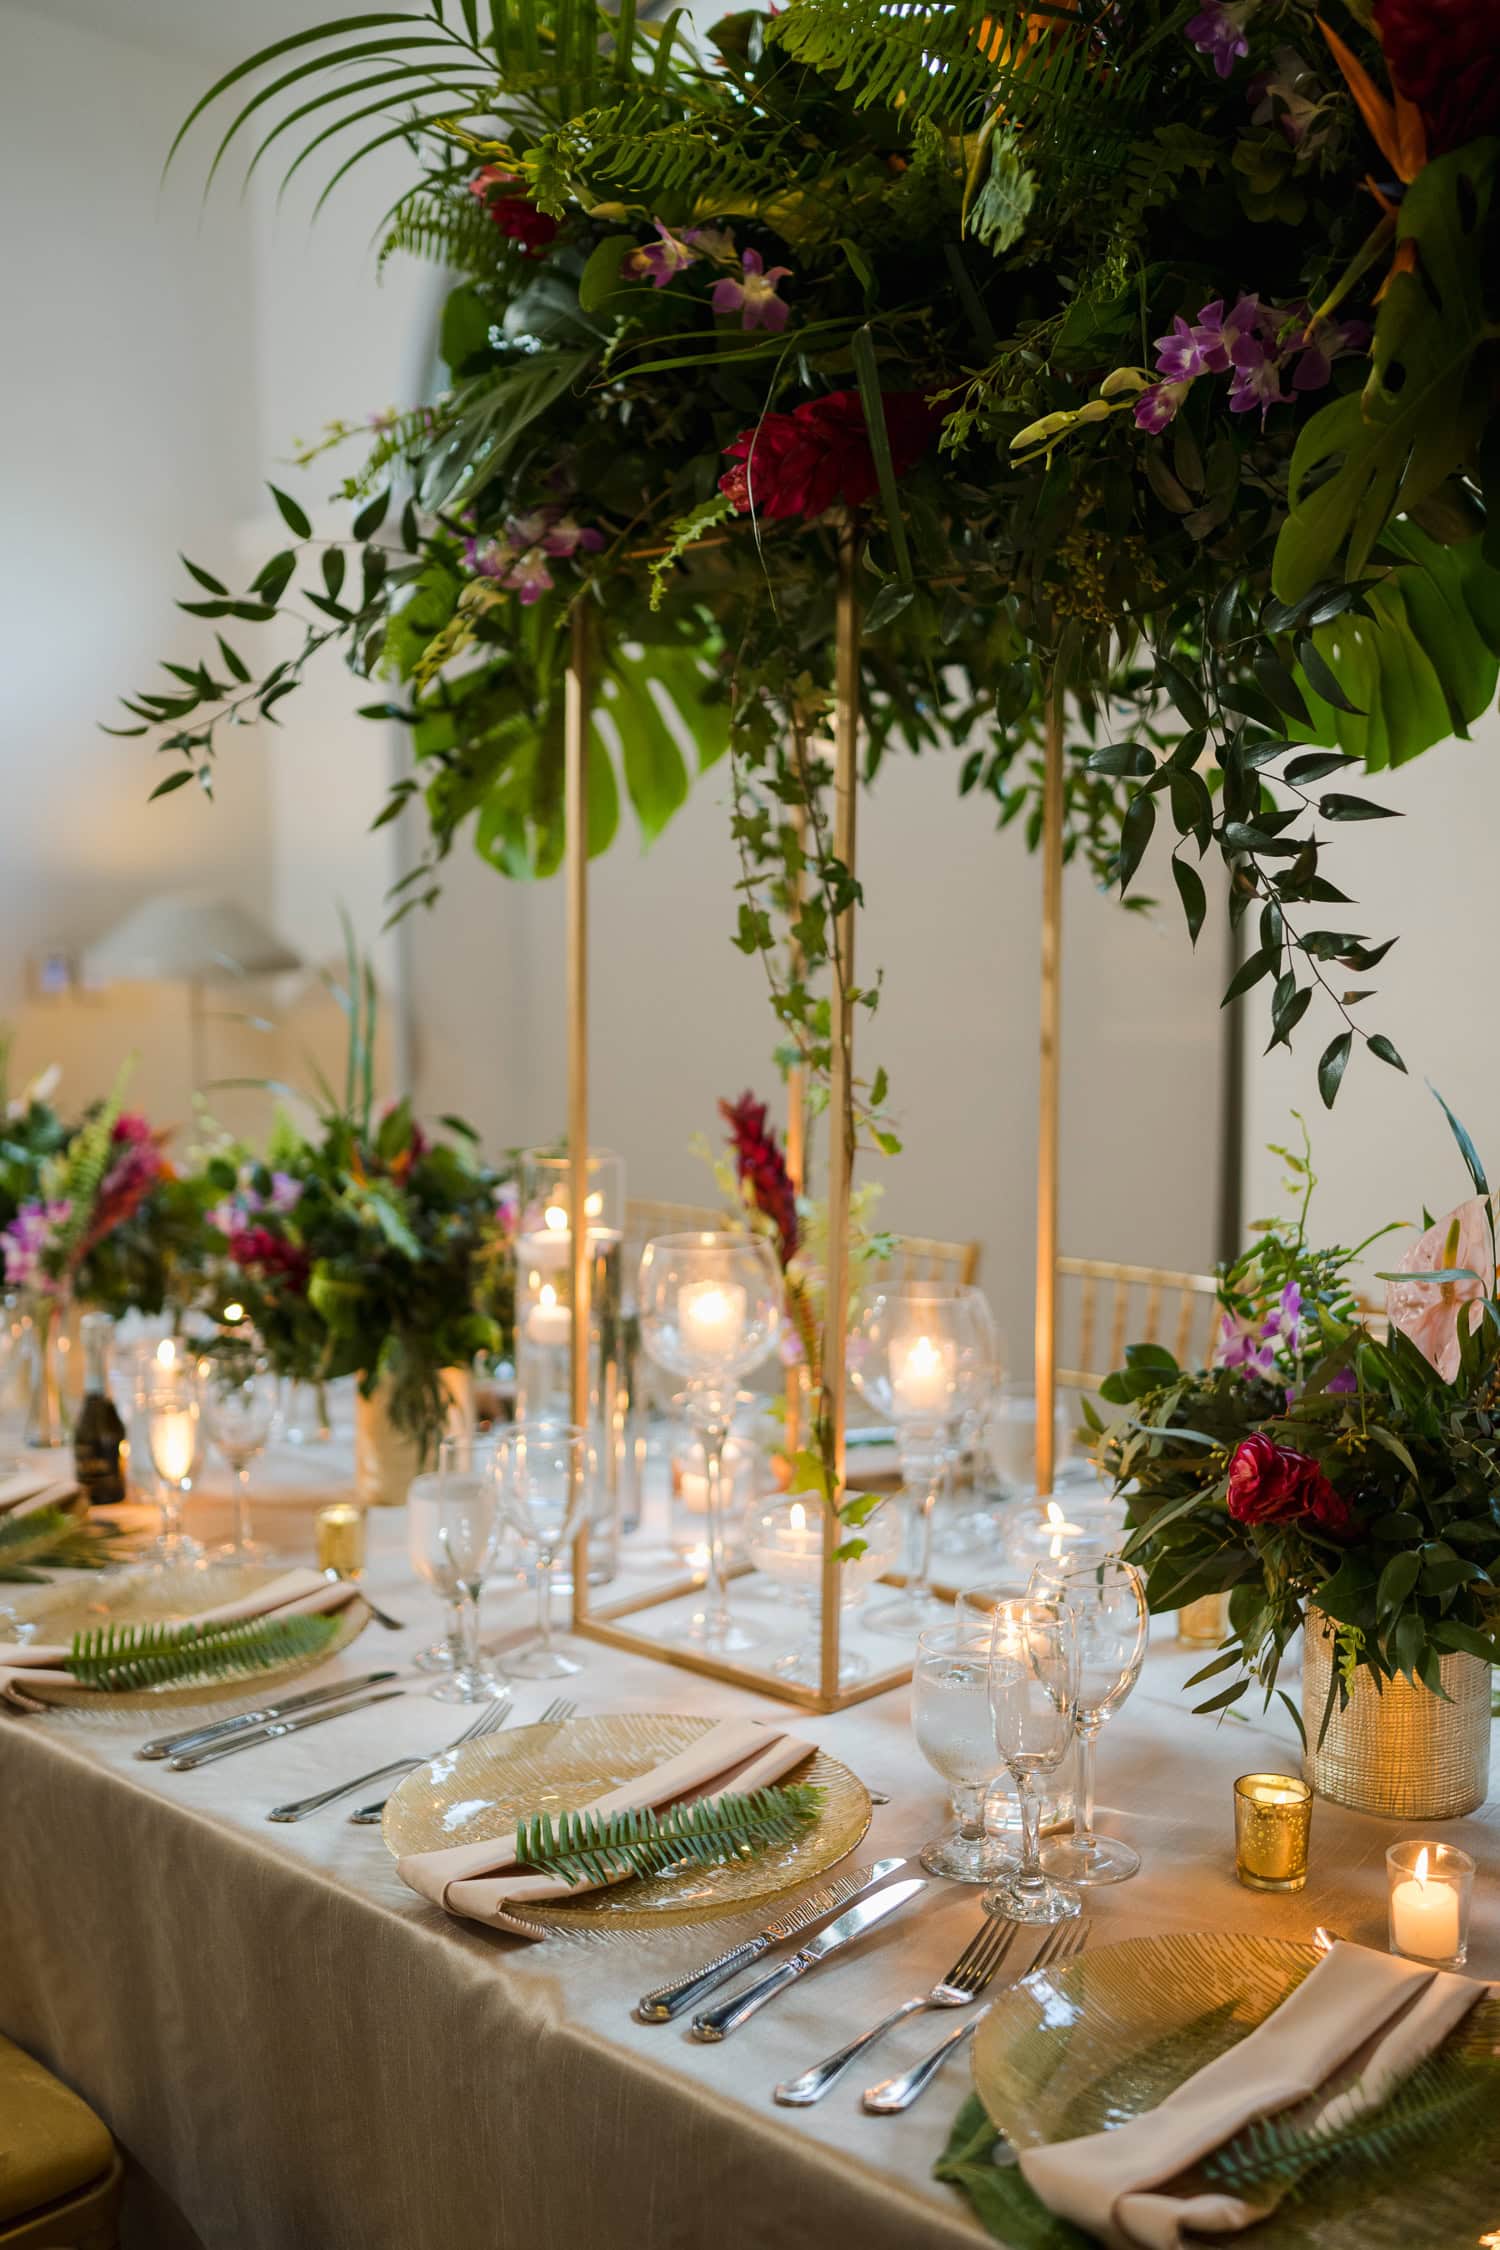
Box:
[1056,1255,1220,1394]
[623,1196,724,1268]
[865,1232,981,1291]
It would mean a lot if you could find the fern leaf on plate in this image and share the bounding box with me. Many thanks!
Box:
[0,1509,124,1581]
[1204,2051,1500,2204]
[513,1782,825,1888]
[66,1610,342,1693]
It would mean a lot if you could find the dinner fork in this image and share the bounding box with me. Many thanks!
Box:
[346,1695,576,1823]
[774,1913,1019,2105]
[266,1694,515,1823]
[862,1916,1089,2113]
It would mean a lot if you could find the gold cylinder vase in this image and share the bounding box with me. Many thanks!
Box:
[1301,1607,1490,1820]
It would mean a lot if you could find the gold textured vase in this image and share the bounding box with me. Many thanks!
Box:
[1301,1607,1491,1820]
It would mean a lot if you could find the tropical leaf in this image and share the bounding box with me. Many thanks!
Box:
[66,1611,343,1693]
[511,1781,825,1886]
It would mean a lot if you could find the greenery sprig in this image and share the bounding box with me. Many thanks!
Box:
[66,1611,343,1693]
[511,1781,825,1887]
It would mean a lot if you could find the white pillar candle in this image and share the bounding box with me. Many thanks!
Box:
[679,1279,747,1369]
[526,1282,572,1348]
[749,1499,823,1589]
[890,1331,955,1418]
[1390,1847,1461,1960]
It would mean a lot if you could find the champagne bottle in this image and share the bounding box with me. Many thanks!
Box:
[74,1311,127,1505]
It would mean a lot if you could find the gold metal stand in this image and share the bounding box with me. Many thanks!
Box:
[566,542,910,1712]
[1033,685,1064,1497]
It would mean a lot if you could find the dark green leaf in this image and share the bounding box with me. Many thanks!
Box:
[1368,1033,1407,1073]
[1171,856,1207,945]
[1319,792,1398,821]
[180,556,230,596]
[1296,637,1365,714]
[269,484,312,539]
[352,489,389,539]
[1317,1031,1352,1109]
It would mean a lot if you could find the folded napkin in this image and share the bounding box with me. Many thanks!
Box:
[0,1566,361,1706]
[0,1467,80,1520]
[398,1716,818,1937]
[1021,1941,1486,2250]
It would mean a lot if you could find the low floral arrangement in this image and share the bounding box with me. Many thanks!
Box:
[1092,1105,1500,1735]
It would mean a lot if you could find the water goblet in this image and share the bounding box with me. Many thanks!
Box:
[637,1233,782,1654]
[848,1281,994,1639]
[1029,1552,1149,1884]
[498,1421,595,1678]
[200,1348,277,1558]
[144,1372,206,1564]
[912,1622,1008,1881]
[983,1595,1081,1924]
[407,1435,509,1704]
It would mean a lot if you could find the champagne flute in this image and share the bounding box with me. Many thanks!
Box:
[200,1349,276,1558]
[407,1435,509,1704]
[145,1372,205,1565]
[1029,1553,1149,1884]
[983,1596,1080,1925]
[498,1421,593,1679]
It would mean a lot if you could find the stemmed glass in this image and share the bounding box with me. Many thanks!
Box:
[144,1372,206,1564]
[1029,1553,1149,1885]
[200,1349,276,1558]
[848,1281,993,1639]
[983,1595,1081,1925]
[497,1421,594,1679]
[407,1435,510,1705]
[911,1621,1006,1881]
[637,1232,782,1654]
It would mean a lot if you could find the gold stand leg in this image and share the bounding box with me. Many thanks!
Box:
[566,604,592,1594]
[1034,686,1064,1499]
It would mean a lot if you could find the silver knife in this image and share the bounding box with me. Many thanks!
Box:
[636,1858,909,2023]
[691,1876,926,2041]
[165,1686,404,1770]
[137,1670,399,1761]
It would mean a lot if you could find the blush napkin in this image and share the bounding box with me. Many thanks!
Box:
[0,1467,80,1519]
[0,1566,362,1705]
[1019,1941,1486,2250]
[397,1716,818,1937]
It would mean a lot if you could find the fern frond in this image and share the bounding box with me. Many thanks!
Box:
[648,492,736,610]
[48,1062,131,1266]
[380,187,518,275]
[513,1781,825,1887]
[1204,2052,1500,2204]
[0,1507,123,1582]
[66,1610,342,1693]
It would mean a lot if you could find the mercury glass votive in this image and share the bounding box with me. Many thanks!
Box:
[1386,1839,1474,1967]
[1233,1771,1312,1893]
[316,1502,366,1577]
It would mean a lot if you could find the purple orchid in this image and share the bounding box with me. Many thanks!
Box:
[621,220,699,288]
[1,1199,71,1289]
[711,248,792,334]
[536,513,605,559]
[1186,0,1253,78]
[503,550,555,605]
[1134,380,1192,433]
[464,535,513,583]
[1227,327,1287,419]
[1289,311,1370,391]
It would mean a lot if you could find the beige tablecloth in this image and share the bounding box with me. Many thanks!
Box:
[4,1457,1499,2250]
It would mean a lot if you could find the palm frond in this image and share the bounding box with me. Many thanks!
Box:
[513,1781,825,1887]
[1204,2052,1500,2204]
[66,1611,342,1693]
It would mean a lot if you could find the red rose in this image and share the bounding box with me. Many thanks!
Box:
[228,1227,310,1295]
[718,389,939,521]
[1226,1432,1356,1540]
[1374,0,1500,154]
[466,167,559,257]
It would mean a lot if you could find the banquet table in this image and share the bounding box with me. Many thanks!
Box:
[5,1454,1500,2250]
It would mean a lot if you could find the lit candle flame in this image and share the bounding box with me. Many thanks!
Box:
[544,1204,568,1233]
[156,1338,177,1368]
[223,1302,245,1324]
[539,1282,557,1312]
[790,1501,806,1533]
[1415,1846,1430,1887]
[585,1191,602,1218]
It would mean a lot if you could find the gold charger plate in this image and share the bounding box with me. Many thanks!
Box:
[973,1930,1500,2250]
[382,1712,871,1931]
[6,1560,368,1708]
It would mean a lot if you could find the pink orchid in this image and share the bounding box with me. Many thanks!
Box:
[621,220,698,288]
[1386,1197,1497,1382]
[711,248,791,334]
[538,513,605,559]
[1134,379,1192,432]
[503,549,555,605]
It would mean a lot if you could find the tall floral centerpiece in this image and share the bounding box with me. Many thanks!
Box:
[1096,1106,1500,1818]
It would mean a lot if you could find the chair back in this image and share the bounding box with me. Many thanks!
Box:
[1056,1255,1220,1393]
[864,1232,981,1292]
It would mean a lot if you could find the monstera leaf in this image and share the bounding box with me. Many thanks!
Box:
[1274,143,1500,602]
[1292,524,1500,768]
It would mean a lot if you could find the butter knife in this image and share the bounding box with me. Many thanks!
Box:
[137,1670,399,1761]
[691,1877,926,2041]
[165,1686,404,1770]
[635,1858,908,2023]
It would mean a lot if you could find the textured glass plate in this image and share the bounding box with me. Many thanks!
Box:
[6,1561,368,1707]
[382,1712,871,1931]
[973,1931,1500,2249]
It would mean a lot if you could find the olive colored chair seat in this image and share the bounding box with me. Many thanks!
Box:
[0,2035,121,2250]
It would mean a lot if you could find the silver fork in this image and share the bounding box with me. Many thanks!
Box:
[862,1917,1088,2113]
[346,1695,576,1823]
[266,1695,514,1824]
[775,1913,1020,2105]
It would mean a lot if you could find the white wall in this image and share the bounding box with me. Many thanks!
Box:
[1243,706,1500,1285]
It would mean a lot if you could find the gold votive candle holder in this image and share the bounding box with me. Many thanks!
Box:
[316,1502,366,1577]
[1387,1839,1474,1967]
[1234,1771,1312,1893]
[1178,1590,1230,1646]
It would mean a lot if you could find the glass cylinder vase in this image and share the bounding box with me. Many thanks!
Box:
[21,1290,73,1449]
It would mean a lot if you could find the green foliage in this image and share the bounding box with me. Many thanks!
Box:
[934,2094,1091,2250]
[0,1508,127,1583]
[1204,2052,1500,2204]
[66,1611,343,1693]
[511,1781,825,1886]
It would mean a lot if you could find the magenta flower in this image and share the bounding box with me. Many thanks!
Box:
[537,513,605,559]
[1134,380,1192,433]
[1,1199,71,1289]
[621,220,698,288]
[1186,0,1253,77]
[711,248,792,333]
[1153,316,1209,384]
[1289,311,1370,391]
[1227,328,1287,418]
[1190,296,1263,374]
[504,550,554,605]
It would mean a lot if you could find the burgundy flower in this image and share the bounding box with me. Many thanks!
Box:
[719,390,939,522]
[1226,1432,1354,1539]
[466,167,559,257]
[228,1226,311,1295]
[1373,0,1500,155]
[720,1091,799,1268]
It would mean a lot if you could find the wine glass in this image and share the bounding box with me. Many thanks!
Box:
[637,1233,782,1654]
[144,1371,205,1564]
[848,1281,994,1639]
[912,1621,1007,1881]
[497,1421,594,1678]
[1028,1553,1149,1884]
[407,1435,509,1704]
[200,1349,276,1558]
[983,1595,1081,1924]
